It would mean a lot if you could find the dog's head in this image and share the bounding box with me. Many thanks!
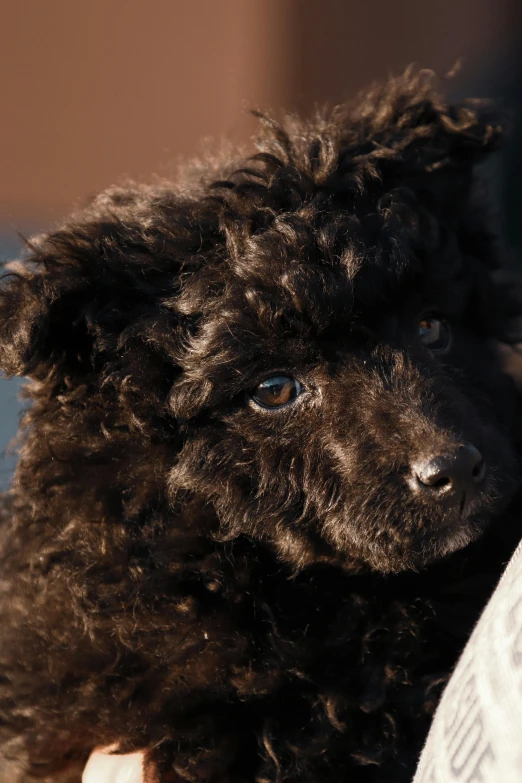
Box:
[2,70,521,573]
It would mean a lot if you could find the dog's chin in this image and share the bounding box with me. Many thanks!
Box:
[362,476,516,574]
[415,516,489,565]
[411,478,518,570]
[353,514,492,575]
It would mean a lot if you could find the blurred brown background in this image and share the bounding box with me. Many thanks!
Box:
[0,0,519,228]
[0,0,521,482]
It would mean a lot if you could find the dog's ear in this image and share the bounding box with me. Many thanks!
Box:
[0,187,217,383]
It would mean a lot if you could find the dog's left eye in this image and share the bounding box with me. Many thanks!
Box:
[418,316,451,352]
[251,376,303,409]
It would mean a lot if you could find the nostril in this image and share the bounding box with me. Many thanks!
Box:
[414,460,454,492]
[429,475,451,490]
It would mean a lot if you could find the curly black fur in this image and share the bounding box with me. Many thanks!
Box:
[1,68,522,783]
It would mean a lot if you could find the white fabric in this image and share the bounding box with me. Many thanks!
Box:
[414,540,522,782]
[82,747,144,783]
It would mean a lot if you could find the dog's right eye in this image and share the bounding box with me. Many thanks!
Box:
[418,316,451,352]
[251,376,303,409]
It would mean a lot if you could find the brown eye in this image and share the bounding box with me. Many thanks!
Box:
[251,376,303,409]
[418,316,451,352]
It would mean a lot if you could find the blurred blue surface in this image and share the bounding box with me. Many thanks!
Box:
[0,237,25,489]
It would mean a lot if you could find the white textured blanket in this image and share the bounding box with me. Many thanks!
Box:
[414,540,522,782]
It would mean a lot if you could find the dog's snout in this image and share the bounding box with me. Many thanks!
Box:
[411,444,485,501]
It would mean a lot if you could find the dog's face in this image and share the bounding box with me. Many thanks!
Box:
[1,71,521,574]
[168,209,519,573]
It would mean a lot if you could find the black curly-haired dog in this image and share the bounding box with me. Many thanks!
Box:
[1,68,522,783]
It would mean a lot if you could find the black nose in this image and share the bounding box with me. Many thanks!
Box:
[412,444,485,499]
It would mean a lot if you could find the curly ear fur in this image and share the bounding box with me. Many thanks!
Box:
[0,68,521,783]
[0,186,223,380]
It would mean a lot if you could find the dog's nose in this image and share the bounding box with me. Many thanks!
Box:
[411,444,485,499]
